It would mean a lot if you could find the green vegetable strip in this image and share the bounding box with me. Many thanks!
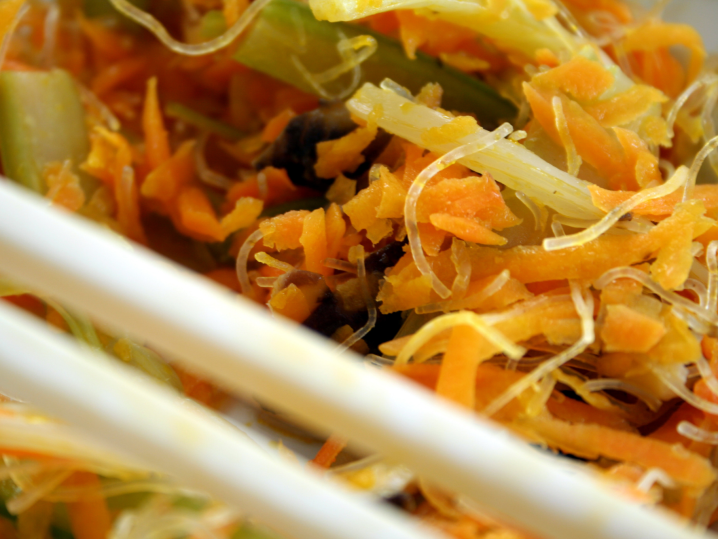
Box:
[165,101,245,140]
[83,0,149,31]
[233,0,516,128]
[0,69,97,195]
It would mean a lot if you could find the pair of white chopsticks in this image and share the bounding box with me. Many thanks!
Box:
[0,178,709,539]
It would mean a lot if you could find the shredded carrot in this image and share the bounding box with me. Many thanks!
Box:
[224,167,300,211]
[141,140,196,208]
[0,0,24,44]
[223,0,248,27]
[436,325,483,408]
[600,304,666,353]
[314,121,378,179]
[589,184,718,218]
[465,201,704,284]
[64,472,112,539]
[524,83,634,190]
[90,56,147,96]
[175,185,225,242]
[260,210,309,250]
[623,22,705,91]
[220,197,263,237]
[429,214,507,245]
[174,365,230,409]
[525,414,715,488]
[44,161,85,212]
[77,14,133,61]
[325,203,346,264]
[261,108,296,143]
[532,55,614,102]
[300,208,329,276]
[142,77,171,172]
[311,434,348,468]
[650,200,706,290]
[269,284,312,322]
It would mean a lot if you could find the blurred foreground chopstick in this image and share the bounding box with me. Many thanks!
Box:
[0,179,710,539]
[0,298,441,539]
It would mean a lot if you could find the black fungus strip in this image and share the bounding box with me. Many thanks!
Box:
[253,102,357,192]
[253,102,390,192]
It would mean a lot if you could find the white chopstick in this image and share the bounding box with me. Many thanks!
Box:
[0,179,709,539]
[0,299,441,539]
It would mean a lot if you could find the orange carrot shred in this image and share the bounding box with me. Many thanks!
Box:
[64,472,112,539]
[300,208,330,276]
[261,108,296,143]
[143,77,171,172]
[311,434,348,468]
[175,185,225,242]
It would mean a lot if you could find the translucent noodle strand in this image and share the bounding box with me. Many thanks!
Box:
[449,240,471,301]
[7,469,74,514]
[582,378,662,411]
[0,2,28,68]
[525,372,556,418]
[195,133,236,191]
[515,192,542,231]
[544,165,689,251]
[406,123,513,299]
[483,281,594,417]
[706,240,718,313]
[107,0,272,56]
[595,266,718,334]
[683,135,718,202]
[552,96,581,176]
[665,75,718,142]
[635,468,676,492]
[323,258,357,273]
[677,421,718,444]
[337,246,377,352]
[41,3,60,68]
[395,310,525,366]
[682,278,708,309]
[291,34,376,100]
[236,229,264,297]
[416,270,510,315]
[254,252,294,273]
[653,367,718,415]
[695,356,718,397]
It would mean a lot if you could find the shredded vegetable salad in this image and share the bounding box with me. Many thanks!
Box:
[0,0,718,537]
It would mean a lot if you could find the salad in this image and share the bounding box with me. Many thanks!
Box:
[0,0,717,537]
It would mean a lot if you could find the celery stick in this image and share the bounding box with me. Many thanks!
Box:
[347,82,602,219]
[233,0,516,128]
[0,69,98,195]
[310,0,577,60]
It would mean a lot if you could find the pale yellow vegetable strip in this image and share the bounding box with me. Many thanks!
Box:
[347,83,602,219]
[308,0,577,59]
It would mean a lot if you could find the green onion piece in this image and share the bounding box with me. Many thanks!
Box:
[0,69,98,195]
[165,101,245,140]
[261,197,327,217]
[233,0,516,128]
